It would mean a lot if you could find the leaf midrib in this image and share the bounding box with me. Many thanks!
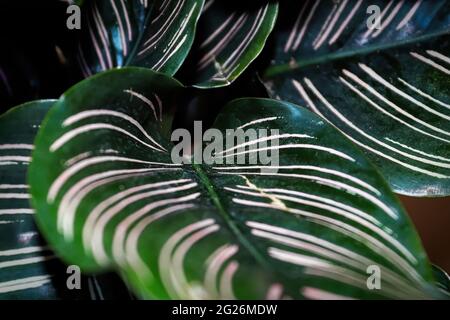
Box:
[191,162,271,270]
[264,28,450,78]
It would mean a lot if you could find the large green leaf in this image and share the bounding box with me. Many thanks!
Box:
[0,101,130,299]
[263,0,450,196]
[182,0,278,88]
[29,67,443,299]
[77,0,204,76]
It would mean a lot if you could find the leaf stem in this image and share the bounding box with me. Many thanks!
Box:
[264,29,450,78]
[191,162,271,270]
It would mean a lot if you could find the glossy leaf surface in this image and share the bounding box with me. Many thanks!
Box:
[264,0,450,196]
[29,68,442,299]
[77,0,204,77]
[186,0,278,88]
[0,101,130,299]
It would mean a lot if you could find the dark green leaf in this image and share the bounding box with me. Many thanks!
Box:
[29,67,442,299]
[263,0,450,196]
[77,0,204,77]
[184,0,278,88]
[432,265,450,297]
[0,101,130,299]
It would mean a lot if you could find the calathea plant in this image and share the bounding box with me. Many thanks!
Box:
[0,0,449,299]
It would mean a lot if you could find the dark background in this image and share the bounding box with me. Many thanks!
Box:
[401,196,450,273]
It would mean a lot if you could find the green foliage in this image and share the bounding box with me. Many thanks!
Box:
[0,0,449,300]
[29,68,441,299]
[263,0,450,196]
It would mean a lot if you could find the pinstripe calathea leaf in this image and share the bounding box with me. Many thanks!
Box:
[28,67,445,299]
[0,101,131,299]
[263,0,450,196]
[183,0,278,88]
[432,265,450,297]
[77,0,204,77]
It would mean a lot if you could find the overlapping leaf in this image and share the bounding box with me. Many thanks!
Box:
[0,101,130,299]
[29,67,443,299]
[184,0,278,88]
[77,0,204,77]
[263,0,450,196]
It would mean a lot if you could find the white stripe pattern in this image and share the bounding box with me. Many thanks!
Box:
[282,0,424,54]
[233,198,421,279]
[291,75,450,180]
[0,275,53,294]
